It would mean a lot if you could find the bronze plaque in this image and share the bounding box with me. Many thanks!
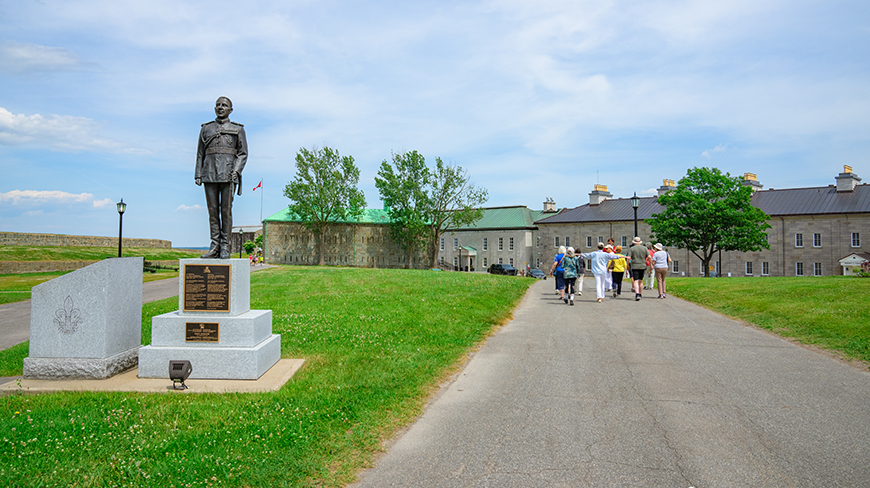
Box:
[185,322,219,342]
[183,264,231,312]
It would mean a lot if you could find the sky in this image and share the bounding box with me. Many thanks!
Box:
[1,0,868,248]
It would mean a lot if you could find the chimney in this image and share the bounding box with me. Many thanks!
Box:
[589,184,612,205]
[836,165,861,192]
[543,197,556,213]
[741,172,763,192]
[657,179,676,197]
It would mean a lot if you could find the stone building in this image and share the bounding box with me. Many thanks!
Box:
[263,208,429,268]
[230,225,263,255]
[437,205,555,272]
[535,166,869,277]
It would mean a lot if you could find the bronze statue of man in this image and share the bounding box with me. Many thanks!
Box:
[195,96,247,259]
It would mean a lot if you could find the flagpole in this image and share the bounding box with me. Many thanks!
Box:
[260,179,263,223]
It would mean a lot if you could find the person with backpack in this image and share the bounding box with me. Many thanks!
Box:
[550,245,567,300]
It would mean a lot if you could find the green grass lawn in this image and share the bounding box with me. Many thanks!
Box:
[0,270,179,306]
[0,245,203,262]
[0,266,532,487]
[667,276,870,363]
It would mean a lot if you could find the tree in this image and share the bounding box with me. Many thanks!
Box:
[424,158,488,269]
[375,151,431,269]
[243,240,256,255]
[649,167,771,277]
[283,146,366,265]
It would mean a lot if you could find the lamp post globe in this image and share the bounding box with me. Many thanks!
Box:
[630,192,640,238]
[116,198,126,258]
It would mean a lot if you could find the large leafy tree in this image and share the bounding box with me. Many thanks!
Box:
[375,151,431,269]
[649,167,770,277]
[283,146,366,265]
[425,158,488,269]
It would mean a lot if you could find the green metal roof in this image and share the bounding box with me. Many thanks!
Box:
[264,207,393,224]
[448,206,541,230]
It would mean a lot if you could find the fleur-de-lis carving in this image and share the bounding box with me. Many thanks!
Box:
[54,295,83,335]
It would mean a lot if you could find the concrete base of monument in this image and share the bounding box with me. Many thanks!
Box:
[23,346,141,380]
[0,359,304,395]
[137,334,280,380]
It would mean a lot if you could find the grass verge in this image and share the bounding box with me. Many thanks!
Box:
[0,271,179,305]
[0,266,532,487]
[667,276,870,363]
[0,245,202,262]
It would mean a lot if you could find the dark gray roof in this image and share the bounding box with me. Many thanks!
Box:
[535,184,870,224]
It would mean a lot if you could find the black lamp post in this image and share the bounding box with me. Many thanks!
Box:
[238,227,244,258]
[630,192,640,238]
[116,198,126,258]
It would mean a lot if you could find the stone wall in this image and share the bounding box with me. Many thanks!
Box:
[265,221,430,269]
[0,232,171,249]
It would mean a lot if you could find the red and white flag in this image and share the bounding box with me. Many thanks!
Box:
[253,180,262,191]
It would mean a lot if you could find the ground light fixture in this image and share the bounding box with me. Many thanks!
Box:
[116,198,126,258]
[169,360,192,390]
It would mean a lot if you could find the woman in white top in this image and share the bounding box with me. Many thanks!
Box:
[651,243,672,298]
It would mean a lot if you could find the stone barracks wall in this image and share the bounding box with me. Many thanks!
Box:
[0,232,171,249]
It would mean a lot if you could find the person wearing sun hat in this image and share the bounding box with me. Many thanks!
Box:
[628,236,648,300]
[651,243,673,298]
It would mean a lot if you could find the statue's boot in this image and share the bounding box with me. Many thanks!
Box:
[201,245,220,259]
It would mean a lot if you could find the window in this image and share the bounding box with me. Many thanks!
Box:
[795,233,803,248]
[509,237,514,251]
[498,237,504,251]
[762,262,769,275]
[621,236,627,247]
[483,257,487,268]
[853,233,861,247]
[597,236,603,246]
[796,262,804,276]
[509,258,514,266]
[565,237,570,247]
[536,236,540,247]
[440,238,444,251]
[483,238,488,251]
[745,262,753,275]
[440,257,444,265]
[764,234,769,244]
[498,257,503,264]
[536,258,541,267]
[586,236,592,248]
[453,256,458,268]
[554,237,560,248]
[813,233,821,247]
[585,259,591,269]
[453,238,458,250]
[814,263,822,276]
[700,261,705,274]
[673,260,679,273]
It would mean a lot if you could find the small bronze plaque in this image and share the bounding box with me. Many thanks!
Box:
[183,264,231,312]
[185,322,219,342]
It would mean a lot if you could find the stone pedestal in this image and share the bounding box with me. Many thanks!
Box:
[24,257,143,379]
[138,259,280,380]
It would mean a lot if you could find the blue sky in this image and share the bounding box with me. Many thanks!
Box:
[1,0,868,247]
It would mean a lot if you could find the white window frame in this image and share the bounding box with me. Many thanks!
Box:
[498,257,503,264]
[762,262,770,276]
[565,237,570,248]
[453,256,458,268]
[597,236,603,246]
[483,237,488,251]
[586,236,592,248]
[796,262,804,276]
[621,236,627,247]
[498,237,504,251]
[852,233,861,247]
[814,262,822,276]
[795,233,803,248]
[440,238,444,251]
[483,257,488,268]
[673,260,679,273]
[509,237,514,251]
[509,258,514,266]
[554,236,560,248]
[453,238,458,250]
[536,236,540,247]
[813,233,821,248]
[745,262,753,275]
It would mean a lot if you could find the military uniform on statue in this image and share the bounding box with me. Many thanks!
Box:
[195,96,247,259]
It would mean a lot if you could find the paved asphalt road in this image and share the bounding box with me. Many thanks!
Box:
[351,278,870,487]
[0,265,275,351]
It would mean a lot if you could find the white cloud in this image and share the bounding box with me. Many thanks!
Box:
[0,107,147,153]
[93,198,114,208]
[701,144,728,159]
[0,190,94,205]
[176,204,205,212]
[0,41,91,73]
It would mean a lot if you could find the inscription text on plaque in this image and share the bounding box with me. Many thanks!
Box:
[185,322,220,342]
[183,264,231,312]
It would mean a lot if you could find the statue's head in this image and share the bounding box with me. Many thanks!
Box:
[214,97,233,119]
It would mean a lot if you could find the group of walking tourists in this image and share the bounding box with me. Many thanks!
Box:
[550,237,672,303]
